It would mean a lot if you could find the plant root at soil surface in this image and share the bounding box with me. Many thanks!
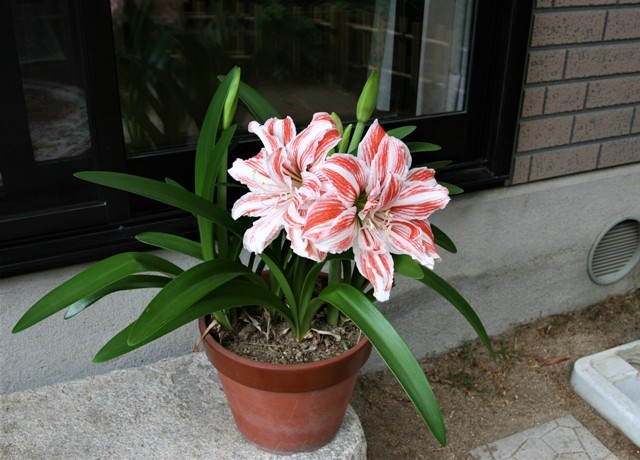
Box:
[351,290,640,459]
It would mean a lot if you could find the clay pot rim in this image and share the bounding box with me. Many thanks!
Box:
[198,316,372,392]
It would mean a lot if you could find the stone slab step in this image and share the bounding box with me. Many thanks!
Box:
[1,353,366,459]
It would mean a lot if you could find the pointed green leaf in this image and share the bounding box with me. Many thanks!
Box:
[13,253,182,333]
[127,260,262,345]
[136,232,203,259]
[338,124,353,154]
[387,126,416,140]
[407,142,441,153]
[431,224,457,253]
[237,80,281,123]
[195,67,239,196]
[319,284,446,445]
[392,255,424,279]
[197,124,237,260]
[74,171,247,237]
[440,182,464,195]
[424,160,451,170]
[93,280,289,362]
[259,248,299,327]
[395,260,494,360]
[65,275,171,319]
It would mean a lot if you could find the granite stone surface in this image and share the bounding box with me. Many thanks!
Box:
[1,353,366,459]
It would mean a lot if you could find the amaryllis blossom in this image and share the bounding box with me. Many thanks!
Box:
[228,113,340,257]
[303,121,450,301]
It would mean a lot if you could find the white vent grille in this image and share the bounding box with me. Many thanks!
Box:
[588,218,640,285]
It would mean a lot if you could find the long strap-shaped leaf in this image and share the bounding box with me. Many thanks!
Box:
[74,171,248,237]
[206,125,236,259]
[127,260,263,345]
[394,255,495,359]
[136,232,203,260]
[318,284,446,446]
[65,275,171,319]
[237,80,281,123]
[13,253,183,333]
[195,68,239,260]
[431,224,457,254]
[260,248,298,328]
[195,67,238,195]
[93,280,289,363]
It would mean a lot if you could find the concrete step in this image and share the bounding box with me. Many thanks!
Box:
[1,353,366,459]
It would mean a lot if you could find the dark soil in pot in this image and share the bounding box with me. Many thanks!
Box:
[213,308,363,364]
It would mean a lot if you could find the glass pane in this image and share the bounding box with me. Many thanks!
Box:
[12,0,92,163]
[110,0,473,155]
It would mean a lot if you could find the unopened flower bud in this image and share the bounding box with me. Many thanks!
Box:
[222,67,241,130]
[356,69,379,123]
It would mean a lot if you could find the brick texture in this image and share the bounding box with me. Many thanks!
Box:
[532,11,605,46]
[510,156,531,184]
[599,136,640,167]
[521,87,545,117]
[565,43,640,79]
[517,116,574,152]
[529,144,600,181]
[545,83,587,114]
[555,0,616,6]
[512,4,640,183]
[605,8,640,40]
[586,76,640,108]
[527,50,567,83]
[572,107,634,142]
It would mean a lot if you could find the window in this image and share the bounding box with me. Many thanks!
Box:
[0,0,533,275]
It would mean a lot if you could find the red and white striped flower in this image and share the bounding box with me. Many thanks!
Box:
[228,113,340,258]
[303,121,450,301]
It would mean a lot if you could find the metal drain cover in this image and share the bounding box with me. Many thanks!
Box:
[588,217,640,285]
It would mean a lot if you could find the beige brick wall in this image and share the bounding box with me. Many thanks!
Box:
[511,1,640,184]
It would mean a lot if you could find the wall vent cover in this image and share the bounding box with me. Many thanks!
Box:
[588,217,640,285]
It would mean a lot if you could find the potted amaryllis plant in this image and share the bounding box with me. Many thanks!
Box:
[13,67,493,453]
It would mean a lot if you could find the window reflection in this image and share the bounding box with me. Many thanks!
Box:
[12,1,91,163]
[111,0,473,155]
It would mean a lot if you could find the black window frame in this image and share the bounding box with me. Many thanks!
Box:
[0,0,533,277]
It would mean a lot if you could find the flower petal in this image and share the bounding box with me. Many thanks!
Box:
[354,242,394,302]
[264,116,296,145]
[390,182,450,221]
[387,220,438,269]
[288,112,340,173]
[242,207,288,254]
[228,150,271,190]
[286,225,327,262]
[248,117,295,154]
[304,196,358,254]
[357,120,386,166]
[230,191,284,219]
[318,154,367,204]
[370,135,411,183]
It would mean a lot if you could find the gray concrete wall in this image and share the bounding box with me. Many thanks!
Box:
[2,164,639,393]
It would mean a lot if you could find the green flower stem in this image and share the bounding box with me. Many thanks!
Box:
[326,260,342,325]
[347,121,365,154]
[338,124,353,154]
[216,147,229,258]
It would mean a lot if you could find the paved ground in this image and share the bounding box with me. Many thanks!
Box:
[470,416,618,460]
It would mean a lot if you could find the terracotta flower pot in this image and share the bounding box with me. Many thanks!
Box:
[198,316,372,454]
